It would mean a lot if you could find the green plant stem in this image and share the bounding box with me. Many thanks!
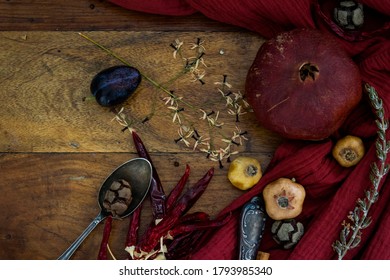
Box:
[78,32,195,110]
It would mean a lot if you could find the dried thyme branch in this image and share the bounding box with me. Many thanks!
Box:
[332,84,390,259]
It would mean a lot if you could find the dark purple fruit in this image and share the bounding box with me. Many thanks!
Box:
[90,65,141,107]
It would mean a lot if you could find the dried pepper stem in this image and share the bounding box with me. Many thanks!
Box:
[332,84,390,259]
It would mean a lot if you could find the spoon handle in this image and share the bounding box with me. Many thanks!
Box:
[239,196,267,260]
[57,212,107,260]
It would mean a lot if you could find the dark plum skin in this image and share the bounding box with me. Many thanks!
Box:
[90,65,141,107]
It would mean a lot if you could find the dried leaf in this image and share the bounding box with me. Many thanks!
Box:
[378,130,386,141]
[376,108,384,119]
[366,190,372,201]
[376,119,384,130]
[361,216,372,229]
[340,228,347,245]
[383,164,390,175]
[332,240,343,256]
[357,198,367,211]
[350,234,361,249]
[376,148,385,161]
[353,208,361,224]
[383,120,389,130]
[376,138,383,151]
[372,192,379,203]
[371,162,380,176]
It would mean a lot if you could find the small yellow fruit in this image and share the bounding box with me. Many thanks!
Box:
[227,156,262,190]
[332,135,365,167]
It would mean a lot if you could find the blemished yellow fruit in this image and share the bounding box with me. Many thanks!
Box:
[332,135,365,167]
[228,156,262,190]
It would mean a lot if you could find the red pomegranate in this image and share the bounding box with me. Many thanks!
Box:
[245,28,362,140]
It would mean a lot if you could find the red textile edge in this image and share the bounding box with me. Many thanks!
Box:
[108,0,197,16]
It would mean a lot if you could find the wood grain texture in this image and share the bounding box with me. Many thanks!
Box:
[0,0,241,32]
[0,1,282,260]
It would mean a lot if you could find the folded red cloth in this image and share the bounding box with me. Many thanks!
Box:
[109,0,390,259]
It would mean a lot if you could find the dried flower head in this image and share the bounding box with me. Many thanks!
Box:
[171,39,184,59]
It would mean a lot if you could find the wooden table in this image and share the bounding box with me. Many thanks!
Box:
[0,1,281,260]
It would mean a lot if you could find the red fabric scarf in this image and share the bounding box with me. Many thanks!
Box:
[109,0,390,259]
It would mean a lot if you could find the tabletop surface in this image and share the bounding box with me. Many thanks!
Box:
[0,0,281,260]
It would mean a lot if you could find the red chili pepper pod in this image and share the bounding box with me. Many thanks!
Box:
[173,167,214,215]
[138,167,215,253]
[125,204,142,248]
[165,230,205,260]
[168,212,231,239]
[178,211,210,225]
[97,215,113,260]
[165,213,231,260]
[131,130,166,220]
[166,164,190,210]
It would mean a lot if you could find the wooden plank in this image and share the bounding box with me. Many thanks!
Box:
[0,151,274,259]
[0,31,280,154]
[0,0,241,32]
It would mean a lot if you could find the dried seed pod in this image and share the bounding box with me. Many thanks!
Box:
[227,156,262,190]
[103,179,133,217]
[333,1,364,30]
[271,219,304,249]
[332,135,365,167]
[262,178,305,220]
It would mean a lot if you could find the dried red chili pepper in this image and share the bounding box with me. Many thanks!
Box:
[149,178,166,219]
[166,230,205,260]
[166,164,190,210]
[125,204,142,248]
[137,167,214,253]
[177,211,210,224]
[131,130,166,220]
[126,165,193,258]
[164,214,231,260]
[173,167,214,214]
[97,215,113,260]
[167,212,231,238]
[168,213,231,259]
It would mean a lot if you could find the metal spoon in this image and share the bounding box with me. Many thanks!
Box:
[57,157,152,260]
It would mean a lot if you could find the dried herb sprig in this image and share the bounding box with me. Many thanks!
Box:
[332,84,390,260]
